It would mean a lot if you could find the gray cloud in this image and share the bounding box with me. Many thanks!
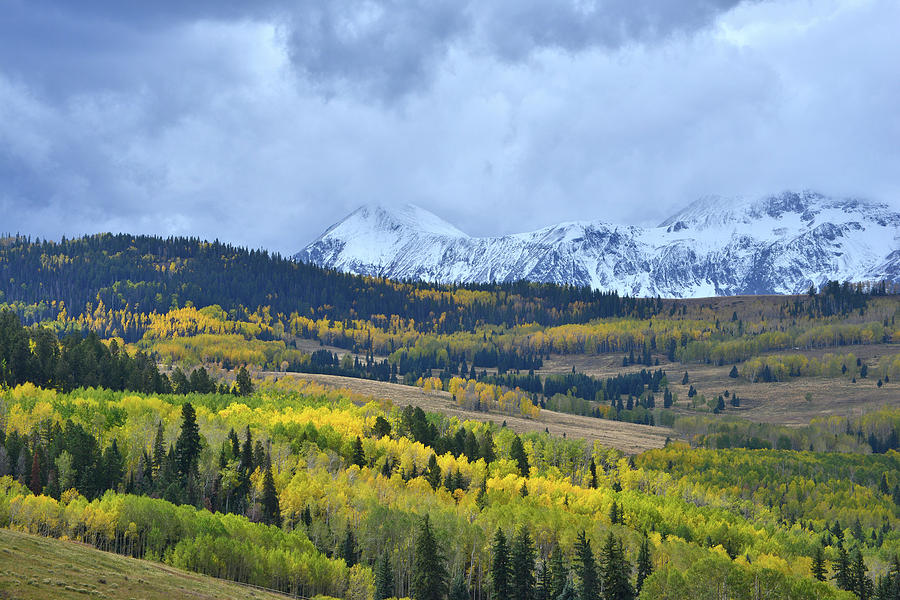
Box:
[0,0,898,255]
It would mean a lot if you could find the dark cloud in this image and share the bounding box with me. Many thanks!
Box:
[0,0,898,254]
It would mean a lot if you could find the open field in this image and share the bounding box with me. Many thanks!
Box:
[269,371,674,454]
[0,529,290,600]
[540,343,900,426]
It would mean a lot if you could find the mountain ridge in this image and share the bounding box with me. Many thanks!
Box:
[295,191,900,297]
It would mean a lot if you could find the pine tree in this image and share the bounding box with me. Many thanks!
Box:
[510,435,530,477]
[175,402,201,478]
[152,421,166,474]
[589,458,598,489]
[351,435,366,467]
[635,536,652,594]
[599,532,634,600]
[535,559,550,600]
[812,543,827,581]
[574,531,599,600]
[449,573,468,600]
[476,477,488,510]
[413,515,447,600]
[609,501,619,525]
[510,526,536,600]
[235,366,253,396]
[491,528,511,600]
[261,460,280,526]
[851,547,874,600]
[549,544,569,600]
[480,430,496,464]
[426,454,442,490]
[375,552,394,600]
[834,543,851,590]
[340,529,358,568]
[682,371,689,385]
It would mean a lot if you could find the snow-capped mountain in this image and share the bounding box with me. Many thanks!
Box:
[295,191,900,298]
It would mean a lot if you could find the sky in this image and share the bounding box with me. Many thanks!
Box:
[1,0,898,255]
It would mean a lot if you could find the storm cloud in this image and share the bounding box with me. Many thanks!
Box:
[0,0,898,253]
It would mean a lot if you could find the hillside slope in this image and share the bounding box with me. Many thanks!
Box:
[0,529,293,600]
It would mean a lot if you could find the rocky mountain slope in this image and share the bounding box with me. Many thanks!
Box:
[295,191,900,297]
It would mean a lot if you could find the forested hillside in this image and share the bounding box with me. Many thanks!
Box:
[2,379,896,600]
[2,233,900,600]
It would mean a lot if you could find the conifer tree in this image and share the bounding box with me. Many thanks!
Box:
[812,543,827,581]
[341,529,358,568]
[491,528,511,600]
[851,548,874,600]
[449,573,468,600]
[599,532,634,600]
[152,421,166,475]
[476,477,488,510]
[375,552,394,600]
[261,460,280,526]
[549,544,569,600]
[351,435,366,467]
[574,531,599,600]
[535,559,550,600]
[834,543,851,590]
[589,458,598,489]
[413,515,447,600]
[510,435,529,477]
[510,526,536,600]
[426,454,442,490]
[235,366,253,396]
[635,536,652,594]
[480,430,496,464]
[175,402,201,478]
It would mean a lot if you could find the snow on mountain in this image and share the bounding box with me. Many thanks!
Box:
[294,191,900,298]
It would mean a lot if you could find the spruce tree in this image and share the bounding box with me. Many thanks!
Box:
[510,526,536,600]
[375,552,394,600]
[480,430,496,464]
[491,528,511,600]
[351,435,366,467]
[635,536,652,594]
[340,529,358,567]
[413,515,448,600]
[589,458,598,489]
[834,543,851,590]
[476,477,488,510]
[510,435,530,477]
[549,544,569,600]
[535,559,550,600]
[599,532,634,600]
[235,366,253,396]
[574,531,599,600]
[261,461,281,526]
[152,421,166,475]
[812,543,827,581]
[426,454,442,490]
[175,402,201,478]
[449,573,468,600]
[851,548,874,600]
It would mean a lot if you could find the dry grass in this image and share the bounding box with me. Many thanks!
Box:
[541,344,900,426]
[0,528,289,600]
[269,372,674,454]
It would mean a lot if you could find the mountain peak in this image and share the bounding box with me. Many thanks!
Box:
[297,192,900,297]
[335,203,468,239]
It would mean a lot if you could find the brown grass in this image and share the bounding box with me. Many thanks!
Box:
[267,372,674,454]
